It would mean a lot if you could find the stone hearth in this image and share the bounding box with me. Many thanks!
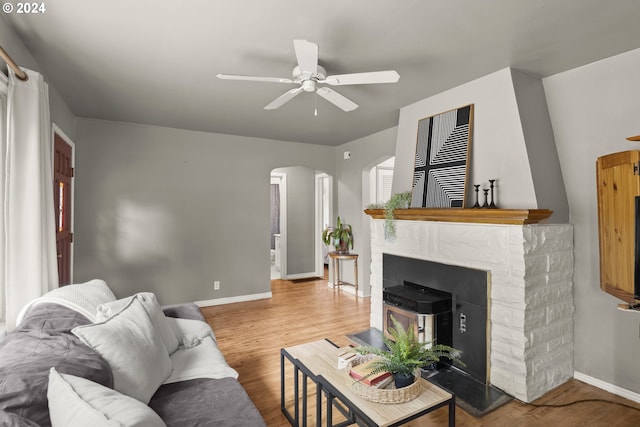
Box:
[368,217,574,402]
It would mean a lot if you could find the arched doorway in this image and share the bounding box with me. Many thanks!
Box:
[270,166,333,281]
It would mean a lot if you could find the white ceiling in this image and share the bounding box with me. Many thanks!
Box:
[4,0,640,146]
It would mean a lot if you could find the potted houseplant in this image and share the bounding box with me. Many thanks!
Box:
[355,315,463,388]
[365,191,412,241]
[322,216,354,254]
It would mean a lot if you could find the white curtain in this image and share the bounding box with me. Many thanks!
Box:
[0,71,8,330]
[1,68,58,330]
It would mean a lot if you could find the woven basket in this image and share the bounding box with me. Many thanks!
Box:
[345,355,421,404]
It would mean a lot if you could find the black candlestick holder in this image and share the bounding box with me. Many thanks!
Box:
[489,179,498,208]
[473,185,481,208]
[482,188,490,208]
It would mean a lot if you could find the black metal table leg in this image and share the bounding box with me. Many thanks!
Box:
[281,350,297,426]
[449,395,456,427]
[316,381,322,426]
[294,365,299,425]
[327,392,334,427]
[302,372,308,427]
[280,351,285,411]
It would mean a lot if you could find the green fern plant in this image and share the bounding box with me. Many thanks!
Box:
[355,315,463,378]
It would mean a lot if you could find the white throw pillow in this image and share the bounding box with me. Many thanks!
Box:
[47,368,166,427]
[164,335,238,384]
[166,316,217,344]
[15,278,116,325]
[72,296,173,403]
[96,292,179,355]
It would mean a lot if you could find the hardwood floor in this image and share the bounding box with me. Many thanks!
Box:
[200,273,640,426]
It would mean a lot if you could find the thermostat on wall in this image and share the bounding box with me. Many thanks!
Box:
[343,151,351,160]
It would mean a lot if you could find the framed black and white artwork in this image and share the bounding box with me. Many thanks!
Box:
[411,104,473,208]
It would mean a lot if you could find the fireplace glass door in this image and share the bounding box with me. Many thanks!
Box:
[383,303,434,346]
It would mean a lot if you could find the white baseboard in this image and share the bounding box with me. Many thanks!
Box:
[574,371,640,404]
[194,292,272,307]
[284,272,317,280]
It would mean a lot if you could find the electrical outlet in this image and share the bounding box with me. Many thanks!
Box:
[214,280,220,291]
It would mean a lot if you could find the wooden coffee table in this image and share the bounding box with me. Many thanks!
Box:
[281,339,455,426]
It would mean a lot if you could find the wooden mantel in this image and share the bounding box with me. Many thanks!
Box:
[363,208,553,225]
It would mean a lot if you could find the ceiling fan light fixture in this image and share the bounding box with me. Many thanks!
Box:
[218,40,398,112]
[292,65,326,83]
[302,80,316,92]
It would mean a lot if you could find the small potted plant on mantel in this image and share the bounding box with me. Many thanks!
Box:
[355,316,464,389]
[322,216,354,254]
[365,191,412,241]
[382,191,412,240]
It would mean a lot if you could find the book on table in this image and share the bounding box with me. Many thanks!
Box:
[337,347,358,369]
[349,359,392,386]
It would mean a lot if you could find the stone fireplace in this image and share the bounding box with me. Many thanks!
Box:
[367,214,574,403]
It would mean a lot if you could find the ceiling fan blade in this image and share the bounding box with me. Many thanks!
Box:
[216,74,294,84]
[323,70,400,86]
[293,39,318,74]
[264,87,304,110]
[316,87,358,112]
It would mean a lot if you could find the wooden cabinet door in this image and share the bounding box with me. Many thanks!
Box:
[596,150,640,301]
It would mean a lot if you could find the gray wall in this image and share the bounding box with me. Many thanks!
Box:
[544,47,640,394]
[392,68,538,209]
[272,166,316,276]
[335,127,397,295]
[511,69,570,222]
[391,67,569,222]
[73,118,335,304]
[0,16,75,139]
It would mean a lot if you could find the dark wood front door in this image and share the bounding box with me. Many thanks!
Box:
[54,132,73,285]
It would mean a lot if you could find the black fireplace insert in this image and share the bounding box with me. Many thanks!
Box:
[382,253,489,385]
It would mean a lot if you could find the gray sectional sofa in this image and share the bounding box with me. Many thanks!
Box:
[0,281,265,426]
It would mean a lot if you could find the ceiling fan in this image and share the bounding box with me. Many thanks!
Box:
[216,39,400,112]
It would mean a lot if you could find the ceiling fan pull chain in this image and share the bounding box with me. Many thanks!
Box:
[314,92,318,116]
